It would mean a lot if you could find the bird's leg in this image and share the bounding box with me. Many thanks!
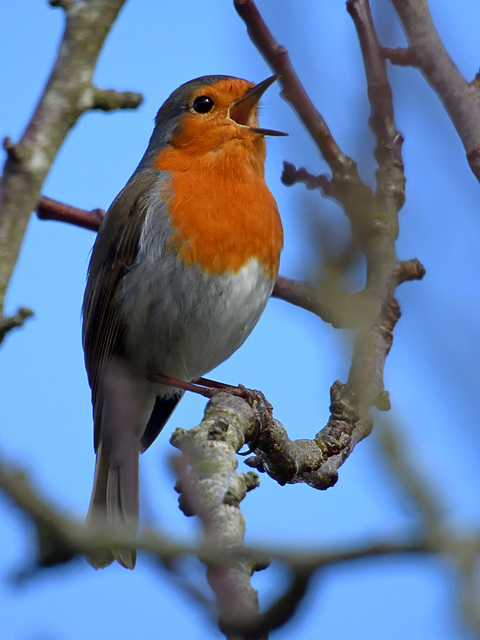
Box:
[147,372,217,398]
[193,376,237,390]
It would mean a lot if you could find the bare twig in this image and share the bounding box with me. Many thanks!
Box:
[36,195,105,231]
[49,0,74,9]
[381,46,421,68]
[271,275,362,329]
[88,88,143,112]
[0,307,34,344]
[281,161,330,192]
[219,567,314,640]
[347,0,405,216]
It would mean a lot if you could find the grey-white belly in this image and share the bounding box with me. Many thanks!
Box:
[119,254,274,385]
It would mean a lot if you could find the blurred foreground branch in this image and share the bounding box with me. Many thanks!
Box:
[5,395,480,638]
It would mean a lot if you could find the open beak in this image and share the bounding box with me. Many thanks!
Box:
[228,75,288,137]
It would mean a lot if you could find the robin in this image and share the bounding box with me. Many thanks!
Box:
[82,75,285,569]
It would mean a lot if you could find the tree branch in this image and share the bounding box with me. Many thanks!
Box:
[3,395,479,637]
[235,0,422,480]
[0,0,142,312]
[386,0,480,181]
[0,437,468,570]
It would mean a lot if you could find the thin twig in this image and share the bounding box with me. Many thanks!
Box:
[0,307,34,344]
[36,195,105,231]
[347,0,405,215]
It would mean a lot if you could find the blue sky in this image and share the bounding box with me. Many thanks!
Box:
[1,2,480,639]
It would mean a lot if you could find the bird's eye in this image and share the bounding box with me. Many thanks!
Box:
[192,95,214,114]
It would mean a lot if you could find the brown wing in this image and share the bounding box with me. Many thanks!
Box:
[82,169,158,452]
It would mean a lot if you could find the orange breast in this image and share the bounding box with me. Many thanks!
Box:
[155,135,283,279]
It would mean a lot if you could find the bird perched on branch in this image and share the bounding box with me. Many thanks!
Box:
[82,74,285,569]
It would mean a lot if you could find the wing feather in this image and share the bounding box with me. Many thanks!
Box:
[82,170,159,451]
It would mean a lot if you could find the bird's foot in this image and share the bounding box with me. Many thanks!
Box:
[195,378,274,420]
[147,373,272,416]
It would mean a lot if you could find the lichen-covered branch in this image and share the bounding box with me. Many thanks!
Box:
[0,0,142,312]
[171,394,267,638]
[1,415,476,572]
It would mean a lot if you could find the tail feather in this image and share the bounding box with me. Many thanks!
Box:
[86,360,141,569]
[87,440,139,569]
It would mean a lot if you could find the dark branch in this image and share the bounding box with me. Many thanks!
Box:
[49,0,74,9]
[36,195,105,231]
[219,567,314,639]
[281,161,331,192]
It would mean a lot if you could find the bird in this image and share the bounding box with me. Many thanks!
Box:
[82,74,285,569]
